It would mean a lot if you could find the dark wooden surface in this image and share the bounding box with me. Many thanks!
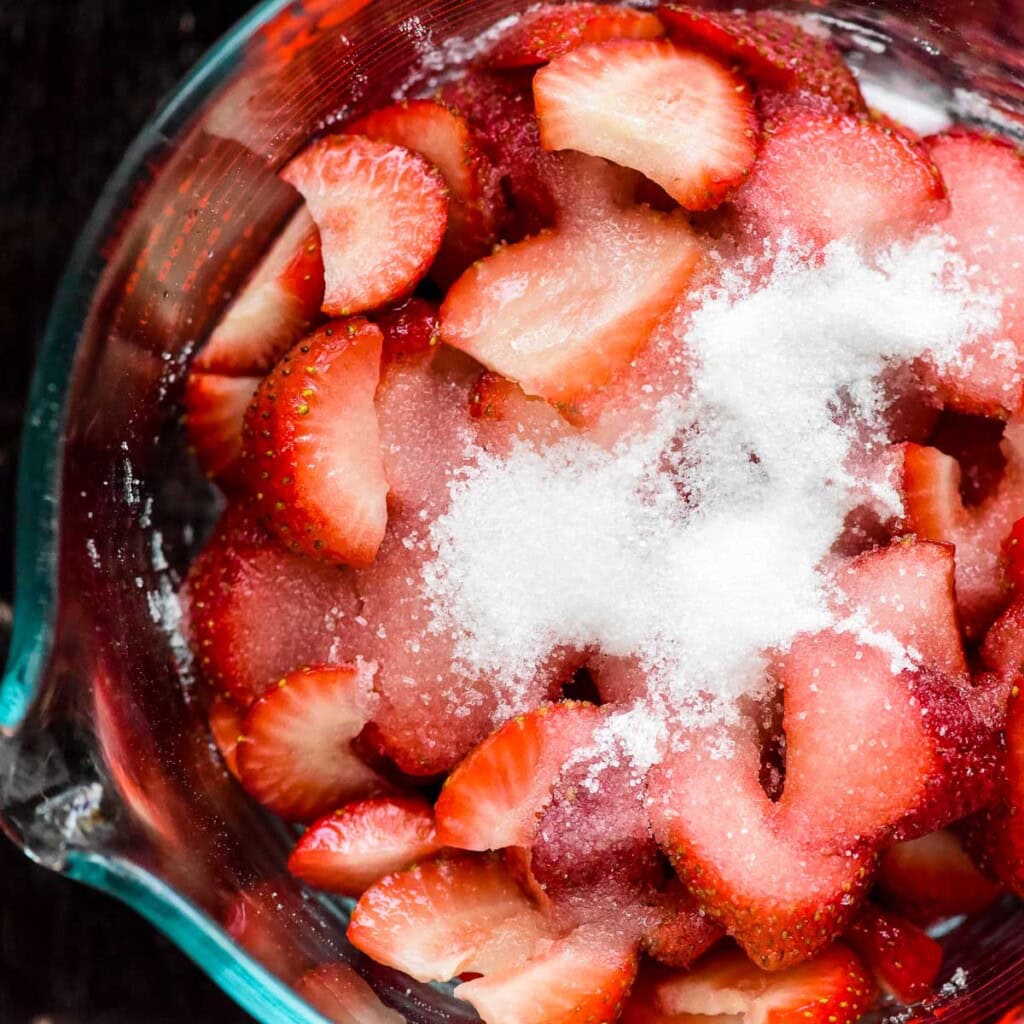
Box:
[0,3,257,1019]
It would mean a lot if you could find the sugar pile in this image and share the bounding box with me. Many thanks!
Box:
[423,232,999,763]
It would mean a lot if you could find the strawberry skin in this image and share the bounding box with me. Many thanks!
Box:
[281,135,447,316]
[845,906,942,1005]
[241,319,389,567]
[373,297,440,364]
[208,694,243,780]
[534,40,759,210]
[184,369,261,488]
[294,963,404,1024]
[642,881,725,969]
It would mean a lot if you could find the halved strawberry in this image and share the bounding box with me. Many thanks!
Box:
[373,297,440,364]
[294,963,404,1024]
[208,694,243,780]
[658,6,865,114]
[236,663,388,821]
[655,944,876,1024]
[281,135,447,316]
[484,3,665,69]
[441,203,702,403]
[223,880,316,983]
[184,369,261,487]
[241,319,389,566]
[288,795,441,896]
[349,101,502,286]
[470,370,574,455]
[876,830,1003,924]
[454,923,639,1024]
[347,853,556,982]
[845,905,942,1005]
[534,40,758,210]
[435,702,602,851]
[194,207,324,376]
[642,880,725,969]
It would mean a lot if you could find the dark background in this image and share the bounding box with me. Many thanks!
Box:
[1,3,257,1019]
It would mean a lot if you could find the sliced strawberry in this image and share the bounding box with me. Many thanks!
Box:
[876,830,1003,924]
[980,596,1024,682]
[441,203,702,403]
[642,880,725,969]
[281,134,447,316]
[435,702,602,851]
[534,40,758,210]
[655,944,876,1024]
[731,113,947,249]
[619,964,682,1024]
[241,319,389,567]
[236,663,388,821]
[182,506,361,705]
[1006,517,1024,593]
[845,905,942,1005]
[470,370,575,455]
[208,694,243,780]
[454,923,639,1024]
[288,795,441,897]
[349,101,502,286]
[347,853,556,982]
[658,5,865,113]
[194,207,324,376]
[184,369,260,488]
[223,880,315,983]
[294,963,404,1024]
[373,297,440,363]
[484,3,665,69]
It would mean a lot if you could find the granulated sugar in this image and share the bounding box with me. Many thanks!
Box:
[424,232,999,757]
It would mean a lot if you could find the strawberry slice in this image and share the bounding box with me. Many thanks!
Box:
[642,880,725,969]
[194,207,324,376]
[182,506,361,705]
[454,923,639,1024]
[435,702,602,851]
[281,135,447,316]
[484,3,665,69]
[288,795,441,896]
[236,663,388,821]
[349,101,503,286]
[294,963,404,1024]
[534,40,758,210]
[845,906,942,1005]
[655,944,876,1023]
[241,319,389,567]
[876,830,1002,924]
[184,369,261,488]
[347,853,557,982]
[441,202,702,403]
[658,6,865,114]
[470,370,575,455]
[208,694,243,780]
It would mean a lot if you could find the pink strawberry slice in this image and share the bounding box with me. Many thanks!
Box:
[281,134,447,316]
[288,795,441,897]
[470,370,575,455]
[349,101,503,286]
[435,702,603,851]
[441,202,702,404]
[484,3,665,69]
[294,963,404,1024]
[347,853,557,982]
[642,880,725,969]
[237,663,389,821]
[731,112,947,249]
[241,319,389,567]
[184,369,261,488]
[534,40,758,210]
[658,5,865,114]
[454,922,639,1024]
[208,694,244,780]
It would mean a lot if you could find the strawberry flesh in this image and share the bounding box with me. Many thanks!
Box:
[184,369,261,488]
[642,880,725,969]
[470,370,575,455]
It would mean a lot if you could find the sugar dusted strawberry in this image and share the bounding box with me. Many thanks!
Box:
[347,853,557,982]
[237,664,388,821]
[294,963,404,1024]
[184,369,261,488]
[288,795,441,897]
[208,694,243,780]
[534,40,758,210]
[281,135,447,316]
[242,319,389,566]
[642,880,725,969]
[470,370,575,455]
[1006,517,1024,593]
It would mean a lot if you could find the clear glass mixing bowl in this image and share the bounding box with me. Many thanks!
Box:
[3,1,1024,1021]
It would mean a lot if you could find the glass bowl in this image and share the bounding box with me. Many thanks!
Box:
[3,1,1024,1022]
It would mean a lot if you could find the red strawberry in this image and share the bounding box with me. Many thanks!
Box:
[1006,517,1024,593]
[470,370,575,455]
[237,664,388,821]
[534,40,758,210]
[441,202,702,403]
[642,880,725,969]
[182,506,361,705]
[845,905,942,1004]
[288,795,441,897]
[184,369,261,488]
[454,922,639,1024]
[223,880,316,983]
[208,694,243,780]
[655,944,876,1024]
[241,319,389,567]
[194,207,324,376]
[294,963,404,1024]
[876,830,1002,925]
[484,3,665,69]
[980,597,1024,683]
[373,297,440,364]
[658,6,865,113]
[349,101,503,285]
[347,853,557,982]
[435,702,602,851]
[281,135,447,316]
